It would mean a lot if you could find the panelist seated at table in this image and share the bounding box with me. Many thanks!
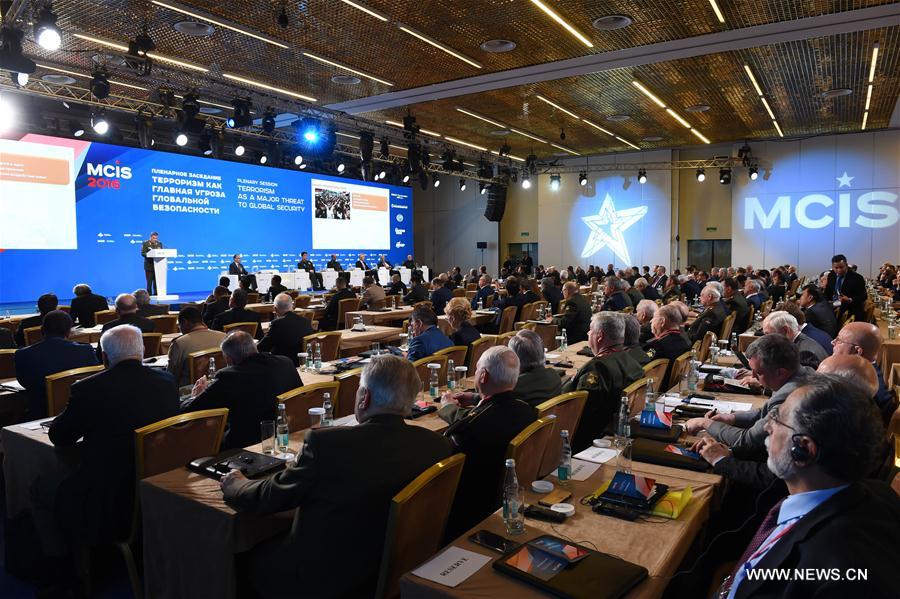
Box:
[133,288,169,317]
[221,355,452,598]
[563,312,644,452]
[360,276,386,309]
[386,273,407,297]
[406,306,453,362]
[211,289,263,340]
[95,293,157,360]
[69,284,109,328]
[687,286,727,343]
[297,252,325,290]
[183,331,302,450]
[377,254,393,269]
[403,274,430,305]
[401,254,417,269]
[257,293,313,366]
[14,310,98,420]
[167,306,228,387]
[229,254,257,291]
[14,293,58,347]
[32,326,178,588]
[319,277,356,331]
[325,253,343,271]
[355,252,375,276]
[710,377,899,599]
[552,281,591,343]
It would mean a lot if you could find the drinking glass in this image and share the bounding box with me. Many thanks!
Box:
[615,437,633,473]
[371,341,381,355]
[297,352,309,371]
[308,407,325,429]
[399,333,409,351]
[709,345,719,365]
[260,421,276,455]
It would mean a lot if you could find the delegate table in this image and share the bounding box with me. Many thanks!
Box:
[345,306,415,328]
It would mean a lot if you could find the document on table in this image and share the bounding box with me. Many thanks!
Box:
[568,458,603,481]
[412,546,492,588]
[0,380,25,392]
[663,395,753,413]
[19,417,54,431]
[573,446,619,464]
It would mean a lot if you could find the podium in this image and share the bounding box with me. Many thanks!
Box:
[147,249,179,300]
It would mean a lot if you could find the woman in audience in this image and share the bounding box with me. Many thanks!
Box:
[767,269,787,304]
[445,297,480,360]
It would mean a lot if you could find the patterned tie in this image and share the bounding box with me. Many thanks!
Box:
[721,498,785,595]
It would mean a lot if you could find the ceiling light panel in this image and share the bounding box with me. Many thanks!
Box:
[742,65,783,137]
[708,0,726,24]
[151,0,289,48]
[340,0,389,22]
[528,0,594,48]
[223,73,317,102]
[396,23,482,69]
[631,79,711,143]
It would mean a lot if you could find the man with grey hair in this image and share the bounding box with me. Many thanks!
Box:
[133,288,168,317]
[624,278,644,307]
[634,277,661,301]
[623,314,651,365]
[743,278,764,311]
[635,299,657,344]
[184,330,301,449]
[96,293,156,359]
[68,283,108,327]
[563,312,644,451]
[763,310,828,369]
[687,285,726,343]
[222,355,451,597]
[540,276,564,312]
[601,276,633,311]
[34,324,177,576]
[444,345,536,538]
[257,292,313,366]
[509,329,563,406]
[553,280,591,343]
[470,273,495,309]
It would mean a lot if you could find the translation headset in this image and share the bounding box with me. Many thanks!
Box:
[790,433,814,462]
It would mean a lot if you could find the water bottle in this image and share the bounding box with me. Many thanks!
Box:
[560,328,568,351]
[478,296,484,310]
[446,358,456,389]
[428,363,440,398]
[730,332,738,353]
[557,430,572,486]
[616,395,631,438]
[615,396,632,473]
[207,357,216,380]
[502,459,525,535]
[313,342,323,370]
[645,377,656,407]
[322,392,333,427]
[687,349,699,392]
[276,402,290,453]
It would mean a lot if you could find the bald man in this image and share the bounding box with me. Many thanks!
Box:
[831,322,893,422]
[817,354,879,399]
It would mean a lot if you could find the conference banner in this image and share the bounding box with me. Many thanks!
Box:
[0,134,413,303]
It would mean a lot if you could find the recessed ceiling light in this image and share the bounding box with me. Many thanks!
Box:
[490,129,512,136]
[199,106,222,114]
[92,53,126,67]
[606,114,630,122]
[41,74,76,85]
[642,135,664,142]
[592,15,632,30]
[685,104,711,113]
[173,21,215,37]
[331,74,361,85]
[820,88,852,99]
[480,39,517,53]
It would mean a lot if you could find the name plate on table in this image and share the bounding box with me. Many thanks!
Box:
[412,546,492,588]
[573,446,618,464]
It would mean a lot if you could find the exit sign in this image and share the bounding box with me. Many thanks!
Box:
[706,227,718,232]
[521,232,530,237]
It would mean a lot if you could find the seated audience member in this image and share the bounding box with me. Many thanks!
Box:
[69,284,108,327]
[712,376,898,598]
[634,277,660,301]
[743,278,764,311]
[429,277,453,316]
[14,311,98,419]
[661,274,681,303]
[444,346,536,539]
[470,274,495,309]
[445,297,480,352]
[202,285,231,327]
[450,266,464,286]
[319,277,356,331]
[563,312,644,452]
[360,276,386,309]
[762,311,827,369]
[797,284,838,338]
[624,279,644,307]
[406,305,453,362]
[600,277,633,311]
[221,355,451,598]
[167,306,228,387]
[817,354,879,399]
[623,315,651,365]
[32,325,178,590]
[95,293,156,359]
[522,278,542,305]
[831,322,894,422]
[212,288,264,339]
[206,276,233,303]
[183,331,302,449]
[767,269,787,304]
[465,268,479,286]
[15,293,58,346]
[643,304,692,387]
[508,329,562,406]
[386,273,407,297]
[723,277,750,334]
[266,275,288,301]
[540,276,564,312]
[634,299,657,345]
[780,301,832,356]
[687,285,727,343]
[258,293,313,366]
[552,281,591,343]
[492,276,528,328]
[134,289,168,317]
[0,327,14,349]
[403,274,429,305]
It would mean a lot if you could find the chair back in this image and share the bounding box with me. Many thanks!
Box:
[788,279,801,295]
[534,392,588,477]
[452,288,466,298]
[294,295,312,309]
[531,322,559,351]
[135,409,228,479]
[188,348,225,384]
[223,321,259,337]
[863,300,875,324]
[484,294,494,309]
[0,348,16,378]
[374,454,466,599]
[466,283,477,291]
[697,331,716,363]
[94,309,117,325]
[335,367,363,418]
[506,416,557,487]
[368,297,387,310]
[642,359,670,389]
[147,314,178,334]
[669,351,694,389]
[339,298,362,328]
[495,331,516,346]
[519,302,534,322]
[467,335,495,372]
[413,300,433,311]
[437,317,454,337]
[499,306,517,333]
[384,295,400,309]
[142,333,163,358]
[433,346,468,381]
[303,331,342,361]
[57,305,71,313]
[719,312,736,341]
[413,355,449,388]
[745,304,756,330]
[23,325,43,346]
[277,381,342,431]
[46,365,105,416]
[760,299,773,318]
[622,377,649,417]
[245,292,260,304]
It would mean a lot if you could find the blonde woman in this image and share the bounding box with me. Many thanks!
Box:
[445,297,480,350]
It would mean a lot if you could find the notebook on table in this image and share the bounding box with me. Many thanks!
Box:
[631,438,709,472]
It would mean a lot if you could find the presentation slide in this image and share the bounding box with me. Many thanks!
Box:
[0,134,413,303]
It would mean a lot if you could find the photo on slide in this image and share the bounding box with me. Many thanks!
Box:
[314,188,351,220]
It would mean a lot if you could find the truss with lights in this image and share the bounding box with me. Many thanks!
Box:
[541,157,767,174]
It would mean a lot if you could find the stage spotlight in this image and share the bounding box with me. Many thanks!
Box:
[549,174,561,191]
[259,151,268,165]
[359,131,375,163]
[719,168,732,185]
[33,4,62,50]
[260,108,277,134]
[175,132,188,146]
[90,70,110,99]
[296,117,321,143]
[293,153,304,166]
[402,173,411,184]
[749,166,759,180]
[459,178,467,191]
[0,94,16,134]
[199,131,213,155]
[336,161,346,173]
[10,71,28,86]
[379,137,390,156]
[234,143,246,156]
[637,169,647,184]
[696,168,706,182]
[227,98,253,128]
[521,173,532,189]
[479,182,488,195]
[432,174,441,188]
[91,113,109,135]
[578,172,587,186]
[70,121,85,138]
[377,168,387,180]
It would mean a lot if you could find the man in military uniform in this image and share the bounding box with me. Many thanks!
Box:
[552,281,591,343]
[297,251,324,290]
[688,285,727,343]
[563,312,644,452]
[140,231,163,295]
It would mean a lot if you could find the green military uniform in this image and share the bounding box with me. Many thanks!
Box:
[140,238,163,295]
[726,292,750,334]
[553,292,592,343]
[688,302,726,343]
[625,345,651,366]
[562,349,644,451]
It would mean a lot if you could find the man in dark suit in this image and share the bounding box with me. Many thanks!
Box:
[96,293,156,360]
[203,286,231,327]
[326,253,343,271]
[228,254,257,291]
[14,311,98,420]
[297,251,324,290]
[355,253,371,271]
[403,274,429,305]
[688,286,727,343]
[406,306,453,362]
[650,266,668,289]
[635,278,660,301]
[68,284,109,328]
[221,356,452,598]
[798,284,838,338]
[492,277,529,328]
[0,327,14,349]
[211,288,263,340]
[600,277,633,311]
[553,281,591,343]
[320,277,356,331]
[401,254,417,269]
[32,325,178,572]
[762,311,828,369]
[183,331,302,449]
[682,276,702,304]
[133,289,168,317]
[520,251,534,275]
[386,273,407,297]
[377,254,392,269]
[429,278,453,317]
[780,301,832,356]
[257,293,313,366]
[14,293,58,346]
[140,231,163,295]
[470,274,495,310]
[824,254,868,323]
[724,277,751,335]
[540,277,564,313]
[713,377,898,598]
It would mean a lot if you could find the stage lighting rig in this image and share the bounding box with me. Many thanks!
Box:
[479,182,488,195]
[432,174,441,188]
[90,69,110,99]
[719,168,732,185]
[696,168,706,182]
[10,71,27,86]
[402,114,420,139]
[406,143,422,173]
[637,168,647,184]
[578,172,587,186]
[749,165,759,180]
[498,142,511,157]
[379,137,390,157]
[359,131,375,162]
[459,179,466,191]
[227,98,253,128]
[277,3,289,28]
[34,3,62,51]
[91,111,109,135]
[0,27,36,75]
[125,25,155,76]
[136,113,153,148]
[261,107,276,134]
[525,154,538,175]
[550,174,561,191]
[199,130,213,155]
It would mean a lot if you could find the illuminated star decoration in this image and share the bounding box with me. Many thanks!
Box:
[836,172,854,188]
[580,193,648,264]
